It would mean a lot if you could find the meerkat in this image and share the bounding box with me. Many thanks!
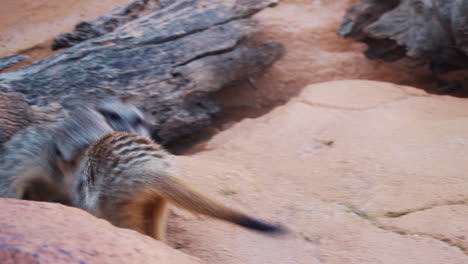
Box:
[95,99,152,139]
[55,117,285,241]
[0,100,151,204]
[0,124,68,202]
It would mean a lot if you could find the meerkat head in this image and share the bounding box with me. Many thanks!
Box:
[52,106,113,189]
[54,106,113,163]
[54,100,152,168]
[95,99,152,138]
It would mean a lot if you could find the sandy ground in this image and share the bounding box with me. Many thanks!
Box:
[0,0,132,70]
[0,0,132,54]
[1,0,467,263]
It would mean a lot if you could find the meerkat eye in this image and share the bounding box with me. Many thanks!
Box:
[132,116,143,126]
[106,112,121,121]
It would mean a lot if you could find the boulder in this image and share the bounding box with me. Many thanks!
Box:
[169,80,468,263]
[339,0,468,74]
[0,198,201,264]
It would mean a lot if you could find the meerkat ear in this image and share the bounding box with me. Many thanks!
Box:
[55,138,80,162]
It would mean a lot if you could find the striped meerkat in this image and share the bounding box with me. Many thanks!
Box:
[55,119,286,242]
[0,100,151,204]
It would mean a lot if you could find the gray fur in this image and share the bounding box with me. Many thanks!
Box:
[54,106,113,162]
[0,125,65,201]
[0,100,151,203]
[95,100,151,138]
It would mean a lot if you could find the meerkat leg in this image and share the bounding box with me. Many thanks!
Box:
[104,195,167,240]
[23,178,71,203]
[150,199,168,242]
[13,169,41,199]
[139,197,168,241]
[22,178,56,201]
[94,195,145,235]
[14,168,68,202]
[110,199,148,235]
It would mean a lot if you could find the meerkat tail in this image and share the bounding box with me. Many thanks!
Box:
[148,172,286,235]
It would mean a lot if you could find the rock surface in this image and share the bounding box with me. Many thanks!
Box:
[0,198,201,264]
[1,80,467,263]
[214,0,437,114]
[1,0,468,263]
[339,0,468,74]
[168,80,468,263]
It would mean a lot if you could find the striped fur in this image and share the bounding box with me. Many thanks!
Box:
[0,100,151,204]
[71,132,286,242]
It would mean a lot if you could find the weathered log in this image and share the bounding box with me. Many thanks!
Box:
[0,92,35,146]
[0,92,60,148]
[339,0,468,74]
[0,0,284,144]
[52,0,174,50]
[0,55,28,72]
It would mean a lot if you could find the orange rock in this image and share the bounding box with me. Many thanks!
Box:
[170,80,468,263]
[0,198,201,264]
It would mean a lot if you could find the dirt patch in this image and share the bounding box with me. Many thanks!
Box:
[0,0,132,70]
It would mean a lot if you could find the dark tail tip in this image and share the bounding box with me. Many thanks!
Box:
[237,216,288,236]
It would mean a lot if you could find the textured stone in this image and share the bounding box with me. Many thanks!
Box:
[339,0,468,74]
[169,80,468,263]
[0,198,201,264]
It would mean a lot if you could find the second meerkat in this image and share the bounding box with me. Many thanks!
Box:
[56,124,285,241]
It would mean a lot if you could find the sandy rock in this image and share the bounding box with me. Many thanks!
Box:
[339,0,468,74]
[169,80,468,263]
[0,0,132,56]
[378,204,468,251]
[0,198,201,264]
